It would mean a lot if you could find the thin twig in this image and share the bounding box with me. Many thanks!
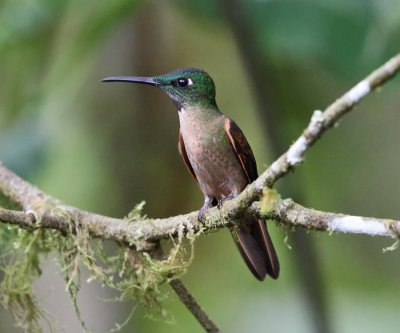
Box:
[170,279,219,333]
[135,239,220,332]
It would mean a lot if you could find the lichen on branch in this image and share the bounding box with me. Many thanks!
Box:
[0,202,198,332]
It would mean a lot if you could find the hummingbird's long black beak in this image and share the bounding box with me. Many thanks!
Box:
[101,76,159,86]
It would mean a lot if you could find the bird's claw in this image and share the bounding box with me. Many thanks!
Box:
[217,194,235,209]
[198,196,213,226]
[198,210,206,226]
[217,198,226,209]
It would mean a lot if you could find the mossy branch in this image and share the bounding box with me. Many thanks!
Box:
[0,53,399,332]
[1,53,399,241]
[1,193,400,241]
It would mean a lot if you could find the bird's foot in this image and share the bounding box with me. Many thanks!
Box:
[198,196,213,225]
[217,194,236,209]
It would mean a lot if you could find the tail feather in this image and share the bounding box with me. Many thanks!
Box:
[233,219,280,280]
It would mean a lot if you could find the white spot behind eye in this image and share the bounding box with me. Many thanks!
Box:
[188,78,193,86]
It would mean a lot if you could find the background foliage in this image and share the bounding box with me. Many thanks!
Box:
[1,0,400,332]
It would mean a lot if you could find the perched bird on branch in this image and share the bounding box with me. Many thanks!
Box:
[103,68,279,280]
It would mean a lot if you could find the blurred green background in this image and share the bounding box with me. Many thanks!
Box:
[1,0,400,332]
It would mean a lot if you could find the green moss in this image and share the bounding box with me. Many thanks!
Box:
[382,238,399,253]
[260,188,281,215]
[283,231,293,250]
[0,203,198,332]
[0,192,21,210]
[0,227,56,332]
[124,201,146,222]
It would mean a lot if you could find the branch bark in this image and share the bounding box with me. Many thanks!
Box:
[170,279,219,333]
[1,194,400,240]
[1,54,399,242]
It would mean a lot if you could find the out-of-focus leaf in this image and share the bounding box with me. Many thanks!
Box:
[0,0,144,122]
[251,2,371,75]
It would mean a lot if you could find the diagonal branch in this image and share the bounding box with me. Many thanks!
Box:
[170,279,219,333]
[232,53,400,212]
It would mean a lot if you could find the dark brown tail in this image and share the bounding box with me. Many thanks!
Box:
[233,219,280,280]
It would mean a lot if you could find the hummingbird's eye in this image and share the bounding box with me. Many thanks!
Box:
[177,78,188,87]
[173,77,193,88]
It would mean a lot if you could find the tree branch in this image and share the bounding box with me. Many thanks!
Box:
[1,195,400,240]
[233,53,400,211]
[0,53,399,332]
[170,279,219,333]
[0,54,400,239]
[260,200,400,237]
[1,54,398,241]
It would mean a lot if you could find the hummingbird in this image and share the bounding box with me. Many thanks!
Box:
[102,68,279,280]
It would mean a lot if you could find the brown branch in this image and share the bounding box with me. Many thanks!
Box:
[0,54,399,242]
[170,279,219,333]
[1,195,400,240]
[137,240,221,333]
